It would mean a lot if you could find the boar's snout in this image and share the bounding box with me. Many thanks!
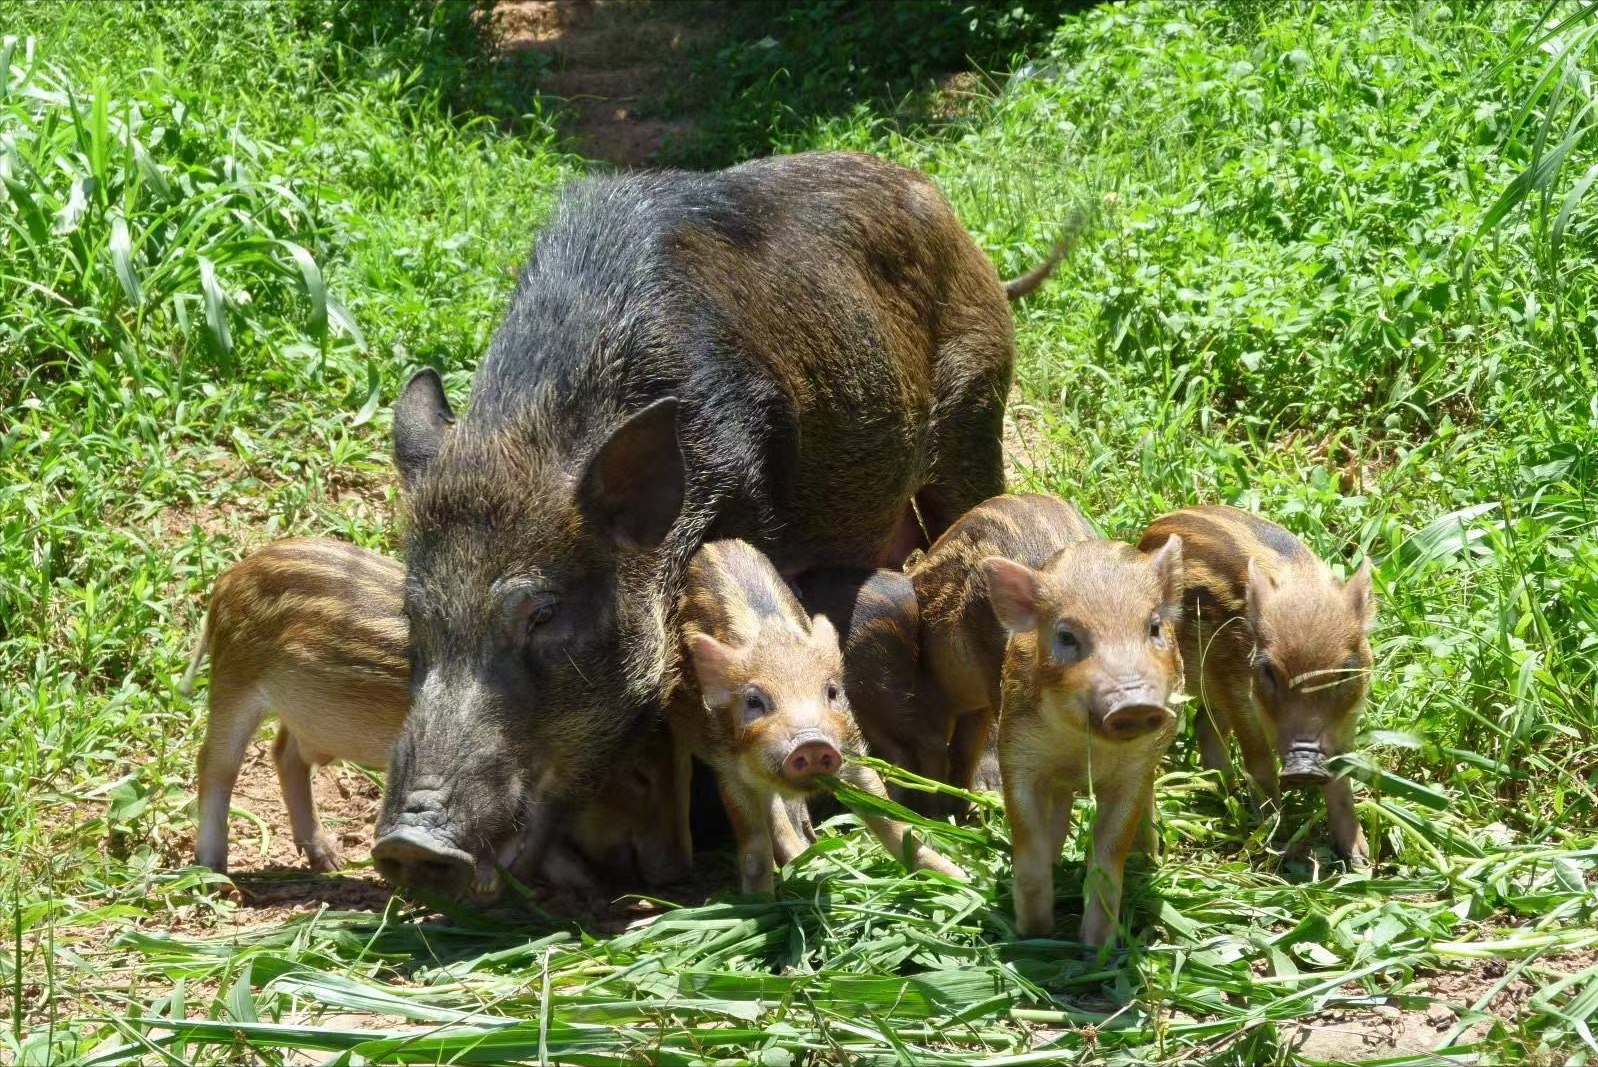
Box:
[1279,745,1332,788]
[372,828,475,897]
[1092,686,1173,741]
[782,737,842,786]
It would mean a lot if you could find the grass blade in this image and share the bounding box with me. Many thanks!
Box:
[109,213,141,306]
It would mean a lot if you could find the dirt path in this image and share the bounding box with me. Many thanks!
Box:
[489,0,722,167]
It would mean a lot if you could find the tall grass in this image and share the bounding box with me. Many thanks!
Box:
[3,1,1598,1064]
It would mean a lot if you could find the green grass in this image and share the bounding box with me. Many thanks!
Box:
[5,1,1598,1063]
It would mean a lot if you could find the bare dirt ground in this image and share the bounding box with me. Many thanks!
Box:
[1283,950,1598,1062]
[488,0,723,166]
[214,740,395,915]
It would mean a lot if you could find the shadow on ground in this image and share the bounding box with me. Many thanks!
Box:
[484,0,1098,168]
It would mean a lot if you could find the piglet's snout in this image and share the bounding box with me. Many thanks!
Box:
[782,737,843,786]
[1094,685,1174,741]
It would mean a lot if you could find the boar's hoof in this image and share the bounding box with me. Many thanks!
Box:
[372,829,475,897]
[1098,702,1172,741]
[1279,749,1332,789]
[782,740,842,786]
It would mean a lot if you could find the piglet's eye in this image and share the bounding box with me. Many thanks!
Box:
[1148,614,1165,644]
[1054,626,1082,663]
[825,681,841,704]
[1255,658,1279,693]
[743,688,771,719]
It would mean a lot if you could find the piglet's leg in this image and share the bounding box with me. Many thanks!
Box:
[1135,779,1160,858]
[1322,775,1369,867]
[668,734,696,875]
[840,763,968,881]
[720,780,776,896]
[1194,706,1230,773]
[771,795,812,866]
[1004,768,1061,939]
[946,710,994,820]
[272,728,340,873]
[1079,775,1150,948]
[1227,687,1282,818]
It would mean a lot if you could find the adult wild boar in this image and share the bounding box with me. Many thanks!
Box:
[374,152,1057,896]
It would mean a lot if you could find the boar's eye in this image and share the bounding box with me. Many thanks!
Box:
[742,687,772,721]
[1148,613,1166,647]
[1053,625,1082,665]
[825,680,842,705]
[526,599,557,632]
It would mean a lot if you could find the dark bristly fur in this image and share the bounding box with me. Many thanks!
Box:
[1138,505,1375,864]
[380,151,1033,894]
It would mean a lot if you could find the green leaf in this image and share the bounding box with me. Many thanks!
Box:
[351,362,382,427]
[326,295,365,350]
[225,959,259,1024]
[197,254,232,364]
[1551,161,1598,266]
[278,240,327,338]
[109,214,142,306]
[52,175,89,235]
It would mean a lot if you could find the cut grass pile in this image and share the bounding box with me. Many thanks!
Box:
[4,1,1598,1063]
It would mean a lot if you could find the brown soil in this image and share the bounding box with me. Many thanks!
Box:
[1285,952,1598,1062]
[488,0,722,167]
[207,738,396,916]
[1003,385,1051,487]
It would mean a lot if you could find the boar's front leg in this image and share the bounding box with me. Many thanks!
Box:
[839,763,968,881]
[1222,682,1282,817]
[1322,774,1369,867]
[1080,774,1152,948]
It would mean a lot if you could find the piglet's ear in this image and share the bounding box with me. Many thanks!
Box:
[982,556,1042,633]
[1345,559,1377,632]
[686,632,742,708]
[393,369,455,490]
[578,398,685,552]
[1147,534,1184,610]
[808,613,839,654]
[1245,557,1275,634]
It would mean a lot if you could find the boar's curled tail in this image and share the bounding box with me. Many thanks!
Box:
[179,609,212,696]
[1001,208,1089,301]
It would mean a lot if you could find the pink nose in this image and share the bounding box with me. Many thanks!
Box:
[782,740,842,785]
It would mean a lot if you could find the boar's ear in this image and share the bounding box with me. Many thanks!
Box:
[578,398,685,551]
[982,557,1042,633]
[686,632,742,708]
[1147,534,1184,609]
[1345,559,1377,631]
[394,369,455,489]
